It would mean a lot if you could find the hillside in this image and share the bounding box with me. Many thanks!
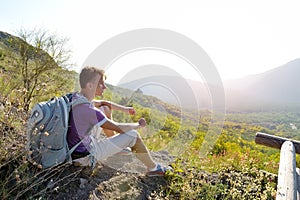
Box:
[119,59,300,112]
[0,30,284,199]
[225,58,300,110]
[0,30,77,109]
[119,75,211,110]
[1,79,281,199]
[225,59,300,102]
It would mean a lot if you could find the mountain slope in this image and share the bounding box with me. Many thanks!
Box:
[225,58,300,110]
[247,59,300,103]
[0,30,77,108]
[119,58,300,111]
[119,75,211,110]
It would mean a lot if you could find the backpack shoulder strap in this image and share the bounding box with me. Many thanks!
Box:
[72,97,90,107]
[67,92,91,108]
[65,92,91,162]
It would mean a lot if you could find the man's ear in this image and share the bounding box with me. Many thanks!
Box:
[86,82,93,90]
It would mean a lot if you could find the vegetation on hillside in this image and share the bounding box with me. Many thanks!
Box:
[2,29,300,199]
[0,29,76,111]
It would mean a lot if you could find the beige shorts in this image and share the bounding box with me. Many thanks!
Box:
[89,125,138,162]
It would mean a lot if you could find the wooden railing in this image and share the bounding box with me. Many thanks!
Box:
[255,132,300,200]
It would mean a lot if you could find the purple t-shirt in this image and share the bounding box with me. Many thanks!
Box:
[67,93,107,153]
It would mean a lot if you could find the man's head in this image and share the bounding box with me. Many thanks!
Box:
[79,66,106,88]
[79,66,107,99]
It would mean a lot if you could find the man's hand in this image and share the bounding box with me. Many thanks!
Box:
[138,118,147,128]
[126,107,136,115]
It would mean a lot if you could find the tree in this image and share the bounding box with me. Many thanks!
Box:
[1,28,75,111]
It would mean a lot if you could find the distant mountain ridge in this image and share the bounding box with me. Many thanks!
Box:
[119,58,300,111]
[119,75,212,111]
[249,59,300,103]
[225,58,300,110]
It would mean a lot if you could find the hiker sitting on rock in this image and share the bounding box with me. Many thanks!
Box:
[67,66,172,176]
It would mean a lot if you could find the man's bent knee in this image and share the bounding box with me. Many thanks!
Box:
[125,130,139,138]
[124,130,139,147]
[99,105,112,119]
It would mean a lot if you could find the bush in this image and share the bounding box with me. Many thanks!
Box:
[162,159,277,200]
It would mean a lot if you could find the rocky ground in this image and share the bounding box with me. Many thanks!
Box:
[48,151,174,200]
[25,149,278,199]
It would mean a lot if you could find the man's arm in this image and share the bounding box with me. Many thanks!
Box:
[101,118,146,134]
[93,100,135,115]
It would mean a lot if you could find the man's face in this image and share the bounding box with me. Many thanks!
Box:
[95,75,106,97]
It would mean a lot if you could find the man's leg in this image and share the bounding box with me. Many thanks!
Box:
[90,130,156,170]
[99,105,133,155]
[131,137,156,170]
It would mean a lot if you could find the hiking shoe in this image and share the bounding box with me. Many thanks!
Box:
[146,164,173,177]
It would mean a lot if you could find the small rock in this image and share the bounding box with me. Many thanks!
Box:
[80,178,88,189]
[47,179,55,190]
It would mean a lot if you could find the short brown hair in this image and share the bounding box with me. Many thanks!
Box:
[79,66,106,88]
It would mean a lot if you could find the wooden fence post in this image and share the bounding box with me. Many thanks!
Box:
[276,141,297,200]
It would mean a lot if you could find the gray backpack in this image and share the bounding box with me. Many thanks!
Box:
[27,93,89,169]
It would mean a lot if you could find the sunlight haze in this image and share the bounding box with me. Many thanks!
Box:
[1,0,300,84]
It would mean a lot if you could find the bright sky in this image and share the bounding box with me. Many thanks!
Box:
[1,0,300,84]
